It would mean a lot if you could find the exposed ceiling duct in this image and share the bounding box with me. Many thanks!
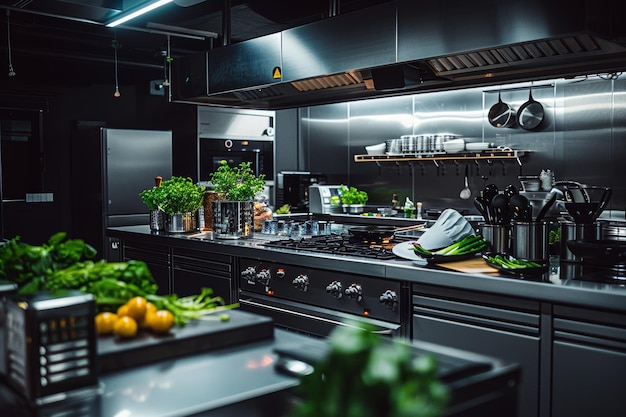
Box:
[173,0,626,109]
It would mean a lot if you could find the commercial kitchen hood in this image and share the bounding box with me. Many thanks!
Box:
[173,0,626,109]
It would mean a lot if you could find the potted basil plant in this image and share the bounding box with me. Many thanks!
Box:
[288,321,449,417]
[339,185,369,214]
[140,180,164,231]
[140,176,206,233]
[209,160,266,239]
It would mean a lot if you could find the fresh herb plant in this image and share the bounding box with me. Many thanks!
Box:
[153,176,206,215]
[339,185,369,205]
[139,186,162,210]
[209,160,266,201]
[289,321,449,417]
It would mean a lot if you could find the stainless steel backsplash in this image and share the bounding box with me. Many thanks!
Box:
[293,74,625,214]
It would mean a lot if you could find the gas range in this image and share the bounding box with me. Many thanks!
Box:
[262,234,397,260]
[238,253,406,337]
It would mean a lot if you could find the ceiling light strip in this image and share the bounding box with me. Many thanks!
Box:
[106,0,174,28]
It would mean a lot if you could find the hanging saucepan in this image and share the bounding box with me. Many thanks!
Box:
[488,91,516,128]
[517,86,545,130]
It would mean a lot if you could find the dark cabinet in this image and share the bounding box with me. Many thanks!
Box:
[122,239,172,295]
[412,284,542,417]
[171,247,234,302]
[551,305,626,417]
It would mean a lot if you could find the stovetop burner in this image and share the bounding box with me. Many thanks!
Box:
[263,234,397,260]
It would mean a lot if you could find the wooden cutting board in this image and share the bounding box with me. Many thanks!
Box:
[435,257,500,274]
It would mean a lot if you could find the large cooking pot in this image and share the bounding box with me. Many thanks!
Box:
[488,91,516,128]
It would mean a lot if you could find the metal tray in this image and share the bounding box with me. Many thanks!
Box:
[97,309,274,373]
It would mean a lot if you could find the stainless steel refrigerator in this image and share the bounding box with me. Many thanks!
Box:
[71,127,172,261]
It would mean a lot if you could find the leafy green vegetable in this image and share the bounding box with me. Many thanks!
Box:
[411,234,487,257]
[154,176,206,215]
[209,160,266,201]
[0,232,97,291]
[140,184,162,210]
[289,321,449,417]
[147,288,239,326]
[549,227,560,244]
[434,234,486,256]
[0,233,238,326]
[338,185,368,205]
[486,254,542,269]
[275,204,291,214]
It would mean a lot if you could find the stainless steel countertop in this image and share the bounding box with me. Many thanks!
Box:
[0,328,308,417]
[107,225,626,314]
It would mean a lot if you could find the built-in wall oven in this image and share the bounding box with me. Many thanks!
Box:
[199,138,274,181]
[238,254,408,338]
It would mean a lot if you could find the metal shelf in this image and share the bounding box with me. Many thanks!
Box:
[354,149,528,163]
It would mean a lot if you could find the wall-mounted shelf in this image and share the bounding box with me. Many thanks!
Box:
[354,149,528,163]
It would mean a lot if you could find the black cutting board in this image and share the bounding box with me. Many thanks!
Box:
[97,309,274,373]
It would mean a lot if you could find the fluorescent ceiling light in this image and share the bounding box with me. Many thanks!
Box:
[106,0,174,28]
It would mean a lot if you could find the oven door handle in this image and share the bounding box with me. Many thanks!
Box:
[239,298,395,335]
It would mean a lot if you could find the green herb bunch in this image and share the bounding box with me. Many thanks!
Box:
[139,186,161,210]
[339,184,369,205]
[140,176,206,215]
[209,160,266,201]
[289,321,449,417]
[0,232,98,292]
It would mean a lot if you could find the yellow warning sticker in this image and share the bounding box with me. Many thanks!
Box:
[273,67,282,79]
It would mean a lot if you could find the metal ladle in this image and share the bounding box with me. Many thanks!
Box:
[460,164,471,200]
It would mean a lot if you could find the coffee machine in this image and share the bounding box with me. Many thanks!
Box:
[276,172,326,212]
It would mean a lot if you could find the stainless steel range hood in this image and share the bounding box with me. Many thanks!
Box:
[173,0,626,109]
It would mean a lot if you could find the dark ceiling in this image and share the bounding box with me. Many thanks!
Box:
[0,0,389,93]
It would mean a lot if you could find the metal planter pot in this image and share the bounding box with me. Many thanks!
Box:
[342,204,365,214]
[164,212,196,233]
[150,209,165,232]
[212,200,254,239]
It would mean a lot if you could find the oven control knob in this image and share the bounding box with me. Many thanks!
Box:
[256,269,271,286]
[379,290,398,311]
[241,266,256,282]
[344,283,363,302]
[292,274,309,292]
[276,269,286,279]
[325,281,343,298]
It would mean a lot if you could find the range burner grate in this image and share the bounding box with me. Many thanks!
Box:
[263,234,397,260]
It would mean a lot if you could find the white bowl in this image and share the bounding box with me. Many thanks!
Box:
[443,138,465,153]
[365,143,386,155]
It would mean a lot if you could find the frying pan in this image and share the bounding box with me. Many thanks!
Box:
[348,224,424,242]
[566,239,626,266]
[517,87,544,130]
[488,91,516,128]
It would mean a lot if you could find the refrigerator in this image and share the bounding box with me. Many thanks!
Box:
[71,127,173,261]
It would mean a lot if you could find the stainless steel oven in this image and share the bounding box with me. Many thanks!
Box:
[238,254,408,338]
[199,138,274,181]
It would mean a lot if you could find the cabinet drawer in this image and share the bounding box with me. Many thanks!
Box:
[124,240,171,265]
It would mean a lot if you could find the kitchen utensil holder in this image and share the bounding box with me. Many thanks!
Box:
[480,223,511,254]
[511,221,549,262]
